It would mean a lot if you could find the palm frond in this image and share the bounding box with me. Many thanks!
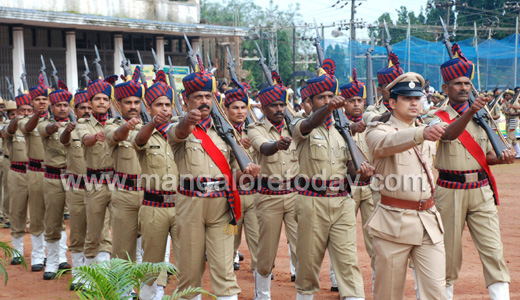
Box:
[0,241,27,285]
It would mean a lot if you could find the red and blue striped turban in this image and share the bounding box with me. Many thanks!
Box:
[305,58,338,99]
[377,52,403,86]
[15,94,31,108]
[115,66,144,100]
[49,79,73,105]
[258,71,288,106]
[440,43,474,83]
[182,55,216,96]
[87,75,117,100]
[340,68,366,99]
[29,74,51,100]
[300,85,310,100]
[74,90,89,105]
[144,70,173,106]
[224,77,249,107]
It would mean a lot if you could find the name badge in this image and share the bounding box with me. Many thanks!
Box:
[313,135,324,140]
[150,145,160,149]
[189,138,202,144]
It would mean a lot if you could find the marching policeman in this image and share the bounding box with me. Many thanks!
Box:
[0,100,17,229]
[365,72,446,300]
[501,88,520,157]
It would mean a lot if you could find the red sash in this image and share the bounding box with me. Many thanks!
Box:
[192,126,242,223]
[435,110,499,205]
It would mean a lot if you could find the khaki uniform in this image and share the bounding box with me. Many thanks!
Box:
[168,120,241,297]
[105,118,143,261]
[77,115,114,258]
[291,117,364,298]
[18,116,46,238]
[502,100,519,146]
[37,119,68,243]
[363,102,389,124]
[233,127,259,271]
[489,103,501,130]
[247,120,298,277]
[365,115,445,300]
[2,122,29,239]
[62,128,112,255]
[435,105,510,287]
[1,119,11,225]
[133,124,179,268]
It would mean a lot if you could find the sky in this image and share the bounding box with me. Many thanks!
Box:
[250,0,426,40]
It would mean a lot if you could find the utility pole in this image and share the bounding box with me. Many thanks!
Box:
[293,25,296,93]
[427,1,467,31]
[268,0,278,71]
[350,0,356,40]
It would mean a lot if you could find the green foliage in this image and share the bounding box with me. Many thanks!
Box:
[59,258,214,300]
[0,241,27,285]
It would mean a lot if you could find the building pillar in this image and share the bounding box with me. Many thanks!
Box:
[156,36,165,70]
[12,26,24,94]
[65,31,78,92]
[113,34,124,83]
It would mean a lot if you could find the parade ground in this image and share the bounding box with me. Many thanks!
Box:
[0,161,518,300]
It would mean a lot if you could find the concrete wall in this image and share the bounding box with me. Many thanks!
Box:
[0,0,200,23]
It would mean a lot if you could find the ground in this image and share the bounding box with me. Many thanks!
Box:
[0,161,519,299]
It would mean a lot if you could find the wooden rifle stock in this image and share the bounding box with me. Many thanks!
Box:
[333,109,367,171]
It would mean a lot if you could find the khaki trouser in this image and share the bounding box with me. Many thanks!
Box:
[139,205,179,264]
[436,185,510,287]
[505,118,518,146]
[84,184,113,258]
[112,189,143,261]
[27,170,45,236]
[233,193,259,270]
[0,155,3,219]
[372,233,446,300]
[43,177,66,242]
[255,192,298,277]
[295,195,364,299]
[351,184,375,261]
[8,170,28,238]
[176,195,241,298]
[1,158,10,223]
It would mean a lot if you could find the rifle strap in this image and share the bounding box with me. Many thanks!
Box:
[435,110,499,205]
[192,126,242,228]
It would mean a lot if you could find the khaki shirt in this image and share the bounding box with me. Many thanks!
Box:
[291,117,351,180]
[168,119,238,179]
[104,118,141,175]
[62,129,86,175]
[1,119,9,157]
[247,120,299,179]
[133,127,177,192]
[37,118,67,168]
[2,119,28,163]
[365,115,442,245]
[435,105,493,171]
[76,115,113,170]
[363,102,389,124]
[18,115,45,160]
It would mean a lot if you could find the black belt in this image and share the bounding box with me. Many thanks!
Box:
[10,164,26,172]
[45,166,65,175]
[86,169,114,178]
[297,177,351,195]
[438,171,488,183]
[29,161,42,169]
[260,178,294,190]
[181,179,227,192]
[144,191,175,203]
[4,154,8,159]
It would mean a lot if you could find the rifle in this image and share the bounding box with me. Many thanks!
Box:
[207,52,213,71]
[185,37,253,171]
[49,59,60,90]
[20,62,29,93]
[365,33,376,106]
[93,45,120,118]
[183,33,199,72]
[40,55,50,87]
[5,77,15,100]
[255,42,273,86]
[440,17,509,157]
[226,46,256,126]
[313,18,367,171]
[136,50,149,88]
[489,83,509,111]
[167,56,185,117]
[383,20,393,55]
[82,56,91,90]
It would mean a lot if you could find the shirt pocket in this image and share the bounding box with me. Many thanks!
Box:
[185,141,205,166]
[71,141,83,158]
[91,142,104,156]
[397,148,413,166]
[310,139,328,161]
[290,148,298,162]
[146,148,165,169]
[267,152,279,163]
[118,142,135,160]
[447,139,464,157]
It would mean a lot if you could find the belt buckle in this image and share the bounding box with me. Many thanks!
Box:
[418,199,428,210]
[281,181,291,190]
[326,186,340,195]
[163,195,175,203]
[464,173,478,183]
[60,169,66,175]
[203,181,222,192]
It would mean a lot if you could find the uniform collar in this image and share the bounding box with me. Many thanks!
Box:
[389,114,415,128]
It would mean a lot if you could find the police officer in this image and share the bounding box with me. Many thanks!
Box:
[0,100,17,229]
[224,83,259,273]
[434,43,515,299]
[365,72,446,300]
[501,89,520,157]
[37,84,74,280]
[290,59,372,300]
[3,93,32,265]
[105,68,145,261]
[133,70,180,300]
[168,63,260,300]
[364,52,404,123]
[77,76,117,264]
